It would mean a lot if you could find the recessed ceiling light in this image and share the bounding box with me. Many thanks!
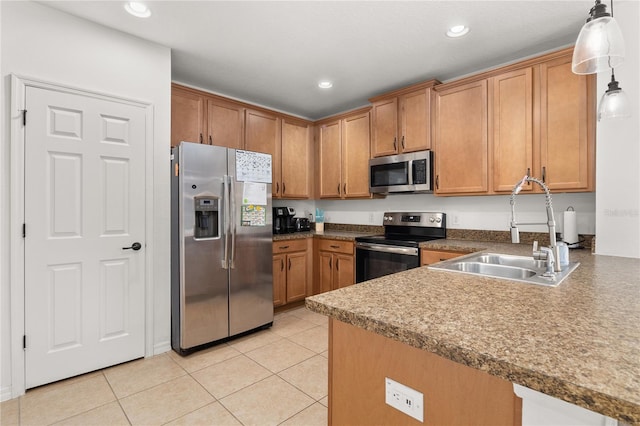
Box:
[125,2,151,18]
[446,25,469,38]
[318,81,333,89]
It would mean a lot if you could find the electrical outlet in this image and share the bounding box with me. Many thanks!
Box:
[369,212,374,223]
[385,377,424,422]
[452,214,460,226]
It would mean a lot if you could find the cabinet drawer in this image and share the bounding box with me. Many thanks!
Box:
[318,239,354,255]
[421,249,466,266]
[273,239,308,254]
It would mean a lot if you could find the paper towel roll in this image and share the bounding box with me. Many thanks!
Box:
[563,210,579,245]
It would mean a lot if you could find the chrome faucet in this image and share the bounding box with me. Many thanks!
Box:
[509,175,561,273]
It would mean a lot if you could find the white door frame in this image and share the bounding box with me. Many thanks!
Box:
[9,74,156,398]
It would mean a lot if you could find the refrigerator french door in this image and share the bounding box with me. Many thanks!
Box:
[171,142,273,354]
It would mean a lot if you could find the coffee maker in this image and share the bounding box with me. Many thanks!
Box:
[273,207,296,234]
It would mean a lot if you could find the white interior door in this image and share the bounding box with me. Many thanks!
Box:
[24,86,146,388]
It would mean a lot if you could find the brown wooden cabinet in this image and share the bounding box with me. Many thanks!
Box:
[316,108,371,199]
[272,239,312,307]
[245,109,281,193]
[206,98,244,149]
[370,81,438,157]
[434,80,489,195]
[434,47,595,196]
[539,54,595,192]
[421,249,467,266]
[281,118,313,199]
[171,85,206,146]
[315,239,355,294]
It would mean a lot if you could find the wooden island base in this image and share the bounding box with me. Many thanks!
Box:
[329,318,522,425]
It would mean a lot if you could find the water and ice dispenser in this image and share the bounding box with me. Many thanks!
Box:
[194,196,219,239]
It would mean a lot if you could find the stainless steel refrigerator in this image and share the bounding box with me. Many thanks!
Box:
[171,142,273,355]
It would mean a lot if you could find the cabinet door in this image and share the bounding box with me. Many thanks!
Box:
[434,80,488,195]
[371,98,398,157]
[334,254,354,289]
[207,98,244,149]
[400,88,431,153]
[171,87,206,147]
[318,121,342,198]
[342,111,371,198]
[492,68,534,193]
[318,251,334,294]
[540,56,594,191]
[245,109,281,196]
[286,252,308,303]
[272,254,286,307]
[281,119,311,198]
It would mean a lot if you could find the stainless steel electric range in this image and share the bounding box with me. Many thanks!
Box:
[355,212,446,283]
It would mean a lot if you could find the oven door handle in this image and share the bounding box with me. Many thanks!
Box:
[356,242,419,256]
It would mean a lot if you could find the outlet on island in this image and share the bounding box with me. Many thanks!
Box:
[385,377,424,422]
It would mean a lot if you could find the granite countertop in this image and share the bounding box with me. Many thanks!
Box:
[306,239,640,423]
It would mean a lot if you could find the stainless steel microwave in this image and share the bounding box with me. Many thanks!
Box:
[369,150,433,194]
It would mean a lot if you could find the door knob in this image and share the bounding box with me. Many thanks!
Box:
[123,242,142,251]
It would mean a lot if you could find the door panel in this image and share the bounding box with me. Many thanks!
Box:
[25,86,146,388]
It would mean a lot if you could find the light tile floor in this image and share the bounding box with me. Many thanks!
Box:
[0,306,328,426]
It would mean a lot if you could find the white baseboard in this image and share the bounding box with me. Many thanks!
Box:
[1,385,15,402]
[153,341,171,356]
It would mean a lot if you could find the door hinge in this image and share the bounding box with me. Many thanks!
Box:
[22,109,27,126]
[23,335,27,349]
[22,223,26,238]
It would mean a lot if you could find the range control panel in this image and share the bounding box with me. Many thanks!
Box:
[382,212,446,228]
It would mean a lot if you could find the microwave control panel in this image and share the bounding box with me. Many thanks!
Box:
[413,159,427,184]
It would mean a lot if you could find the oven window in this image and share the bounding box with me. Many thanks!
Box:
[370,162,409,187]
[356,248,420,283]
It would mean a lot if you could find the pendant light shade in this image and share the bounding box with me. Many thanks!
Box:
[572,0,625,74]
[598,70,630,121]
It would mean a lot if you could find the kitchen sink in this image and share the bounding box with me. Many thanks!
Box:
[428,252,579,287]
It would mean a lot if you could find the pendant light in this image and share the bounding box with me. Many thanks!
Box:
[572,0,625,75]
[598,69,630,121]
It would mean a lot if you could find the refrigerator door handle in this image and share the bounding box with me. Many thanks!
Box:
[230,175,237,269]
[221,175,229,269]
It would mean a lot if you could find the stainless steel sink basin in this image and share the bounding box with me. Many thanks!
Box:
[428,252,579,287]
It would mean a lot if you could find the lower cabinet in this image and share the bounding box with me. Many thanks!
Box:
[316,239,355,294]
[421,248,468,266]
[272,239,312,307]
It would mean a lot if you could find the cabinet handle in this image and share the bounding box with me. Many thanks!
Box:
[276,182,279,195]
[330,245,340,249]
[436,175,439,190]
[542,166,546,183]
[526,168,531,186]
[279,245,289,250]
[393,137,397,151]
[329,258,332,269]
[343,183,346,195]
[401,135,405,150]
[199,133,203,144]
[337,184,341,195]
[282,182,286,194]
[336,258,340,271]
[280,259,284,271]
[209,135,212,145]
[288,258,291,270]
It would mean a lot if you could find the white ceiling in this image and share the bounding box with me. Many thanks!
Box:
[40,1,593,120]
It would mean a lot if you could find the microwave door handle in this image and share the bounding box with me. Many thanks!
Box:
[408,159,415,185]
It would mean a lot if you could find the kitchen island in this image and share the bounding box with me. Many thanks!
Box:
[306,240,640,424]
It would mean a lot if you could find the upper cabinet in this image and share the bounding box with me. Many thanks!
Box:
[171,85,206,146]
[433,47,595,196]
[207,98,244,149]
[245,109,281,194]
[369,80,439,157]
[434,80,489,195]
[316,108,371,199]
[281,118,313,199]
[539,54,595,192]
